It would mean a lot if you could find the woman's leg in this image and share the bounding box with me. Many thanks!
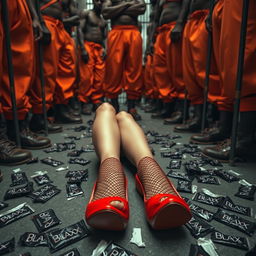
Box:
[116,111,191,229]
[86,103,129,230]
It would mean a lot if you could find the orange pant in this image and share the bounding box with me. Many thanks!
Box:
[78,41,105,104]
[153,22,185,102]
[218,0,256,112]
[1,0,34,120]
[144,55,154,98]
[183,10,221,105]
[104,25,143,100]
[30,15,76,114]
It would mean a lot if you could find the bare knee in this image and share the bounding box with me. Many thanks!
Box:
[116,111,133,123]
[96,102,115,114]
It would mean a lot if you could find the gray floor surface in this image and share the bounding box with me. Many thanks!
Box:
[0,104,255,256]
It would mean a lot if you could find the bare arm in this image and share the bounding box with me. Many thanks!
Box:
[101,0,131,20]
[25,0,43,40]
[78,10,89,63]
[170,0,190,42]
[123,0,146,16]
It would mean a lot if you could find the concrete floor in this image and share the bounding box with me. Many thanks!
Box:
[0,104,255,256]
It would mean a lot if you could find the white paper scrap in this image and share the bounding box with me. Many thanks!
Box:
[91,240,109,256]
[197,238,218,256]
[130,228,145,248]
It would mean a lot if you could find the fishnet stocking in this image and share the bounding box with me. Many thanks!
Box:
[93,157,126,201]
[137,157,179,200]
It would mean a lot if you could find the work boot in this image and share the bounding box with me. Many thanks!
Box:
[174,104,203,133]
[81,103,92,115]
[128,99,142,121]
[202,111,256,161]
[29,114,62,134]
[151,101,175,119]
[190,111,233,144]
[164,111,183,125]
[0,121,32,165]
[69,96,80,111]
[7,119,51,150]
[144,99,162,113]
[55,104,82,124]
[110,98,119,113]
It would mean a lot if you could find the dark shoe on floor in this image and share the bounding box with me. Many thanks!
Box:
[55,104,82,124]
[190,126,227,144]
[0,136,32,165]
[151,102,175,119]
[81,103,92,115]
[128,108,142,121]
[29,114,62,134]
[202,139,231,162]
[69,96,81,111]
[174,118,201,133]
[164,111,183,125]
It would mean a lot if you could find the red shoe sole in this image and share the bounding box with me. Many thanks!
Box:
[86,209,128,231]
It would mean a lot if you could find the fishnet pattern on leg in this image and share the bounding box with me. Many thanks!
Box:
[137,157,179,200]
[92,157,126,201]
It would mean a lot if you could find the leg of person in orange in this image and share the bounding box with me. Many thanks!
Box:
[175,1,221,134]
[78,2,106,115]
[124,26,144,121]
[85,103,191,230]
[150,0,190,120]
[2,0,51,150]
[0,6,32,165]
[203,0,256,161]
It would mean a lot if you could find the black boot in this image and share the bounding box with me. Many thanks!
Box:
[202,111,256,161]
[29,114,62,134]
[190,111,233,144]
[81,103,92,115]
[174,104,203,133]
[164,111,183,125]
[7,119,51,150]
[151,101,175,119]
[127,99,142,121]
[0,121,32,165]
[110,98,119,113]
[144,99,162,113]
[69,96,81,111]
[55,104,82,124]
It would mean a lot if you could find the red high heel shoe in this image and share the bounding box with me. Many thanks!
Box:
[85,179,129,231]
[135,174,192,230]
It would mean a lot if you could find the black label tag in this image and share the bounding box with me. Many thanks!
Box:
[11,172,28,186]
[235,184,256,201]
[0,238,15,255]
[188,202,214,222]
[4,182,34,200]
[58,248,81,256]
[193,192,225,207]
[19,232,48,247]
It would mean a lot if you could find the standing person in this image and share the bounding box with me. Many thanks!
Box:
[202,0,256,161]
[1,0,51,150]
[29,0,82,127]
[101,0,146,121]
[78,0,107,115]
[149,0,190,120]
[174,0,221,133]
[85,103,191,231]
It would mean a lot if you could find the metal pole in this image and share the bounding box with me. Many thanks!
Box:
[1,0,21,147]
[35,0,48,135]
[229,0,249,165]
[201,0,215,132]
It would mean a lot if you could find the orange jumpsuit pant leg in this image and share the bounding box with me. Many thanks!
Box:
[1,0,33,120]
[219,0,256,112]
[104,26,142,100]
[183,10,221,105]
[78,41,105,104]
[144,55,154,99]
[30,16,59,114]
[55,29,76,104]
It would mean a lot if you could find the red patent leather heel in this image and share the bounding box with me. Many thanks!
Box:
[135,174,192,230]
[85,179,129,231]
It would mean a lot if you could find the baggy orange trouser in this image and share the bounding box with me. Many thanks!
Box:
[104,25,143,100]
[78,41,105,104]
[153,22,185,102]
[1,0,34,120]
[30,15,76,114]
[182,10,221,106]
[217,0,256,112]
